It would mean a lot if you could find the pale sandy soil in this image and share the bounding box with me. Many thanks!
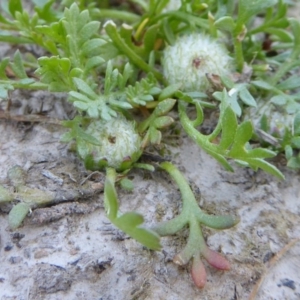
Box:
[1,89,300,300]
[0,2,300,300]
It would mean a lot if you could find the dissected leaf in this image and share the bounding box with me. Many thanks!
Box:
[179,100,284,179]
[36,56,72,91]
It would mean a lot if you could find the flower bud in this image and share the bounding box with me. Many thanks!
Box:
[162,33,233,92]
[77,117,142,171]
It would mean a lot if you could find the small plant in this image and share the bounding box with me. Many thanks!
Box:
[0,0,299,289]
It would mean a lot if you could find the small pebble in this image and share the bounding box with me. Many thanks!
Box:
[4,244,13,251]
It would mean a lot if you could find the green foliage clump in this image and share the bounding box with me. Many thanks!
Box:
[1,0,299,288]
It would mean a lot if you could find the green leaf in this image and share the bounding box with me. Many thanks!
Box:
[10,50,27,79]
[36,56,72,91]
[153,116,174,129]
[73,77,97,98]
[8,202,30,230]
[162,18,176,45]
[8,0,23,17]
[69,91,91,103]
[0,185,13,203]
[214,16,235,32]
[104,20,163,81]
[73,101,88,111]
[285,145,293,160]
[0,12,12,24]
[252,80,273,90]
[118,62,133,90]
[0,82,14,99]
[85,56,105,73]
[133,163,155,172]
[34,0,59,23]
[291,137,300,148]
[81,38,107,56]
[294,113,300,135]
[126,73,161,106]
[287,156,300,169]
[78,21,100,44]
[60,131,73,143]
[158,83,181,101]
[104,168,118,219]
[266,28,293,43]
[0,58,9,79]
[270,95,287,106]
[229,121,253,156]
[237,0,277,25]
[219,107,237,150]
[144,24,159,54]
[178,100,233,172]
[179,100,283,178]
[290,18,300,58]
[246,148,277,159]
[117,212,143,227]
[115,212,161,250]
[216,89,241,116]
[62,116,101,146]
[120,178,134,191]
[277,75,300,91]
[149,127,162,144]
[154,98,176,116]
[239,87,257,107]
[104,168,161,250]
[109,98,132,110]
[247,158,284,179]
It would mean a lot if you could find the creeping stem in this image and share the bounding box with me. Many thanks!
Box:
[151,161,239,288]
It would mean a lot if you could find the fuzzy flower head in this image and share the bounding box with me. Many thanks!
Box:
[162,33,233,92]
[77,117,142,171]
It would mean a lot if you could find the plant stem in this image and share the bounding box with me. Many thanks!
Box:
[0,80,48,90]
[92,9,140,23]
[233,35,244,72]
[269,60,300,86]
[105,21,165,83]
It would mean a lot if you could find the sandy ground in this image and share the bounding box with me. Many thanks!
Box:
[1,2,300,300]
[1,88,300,300]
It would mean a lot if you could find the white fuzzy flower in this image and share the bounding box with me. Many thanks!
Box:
[78,117,142,171]
[162,33,233,92]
